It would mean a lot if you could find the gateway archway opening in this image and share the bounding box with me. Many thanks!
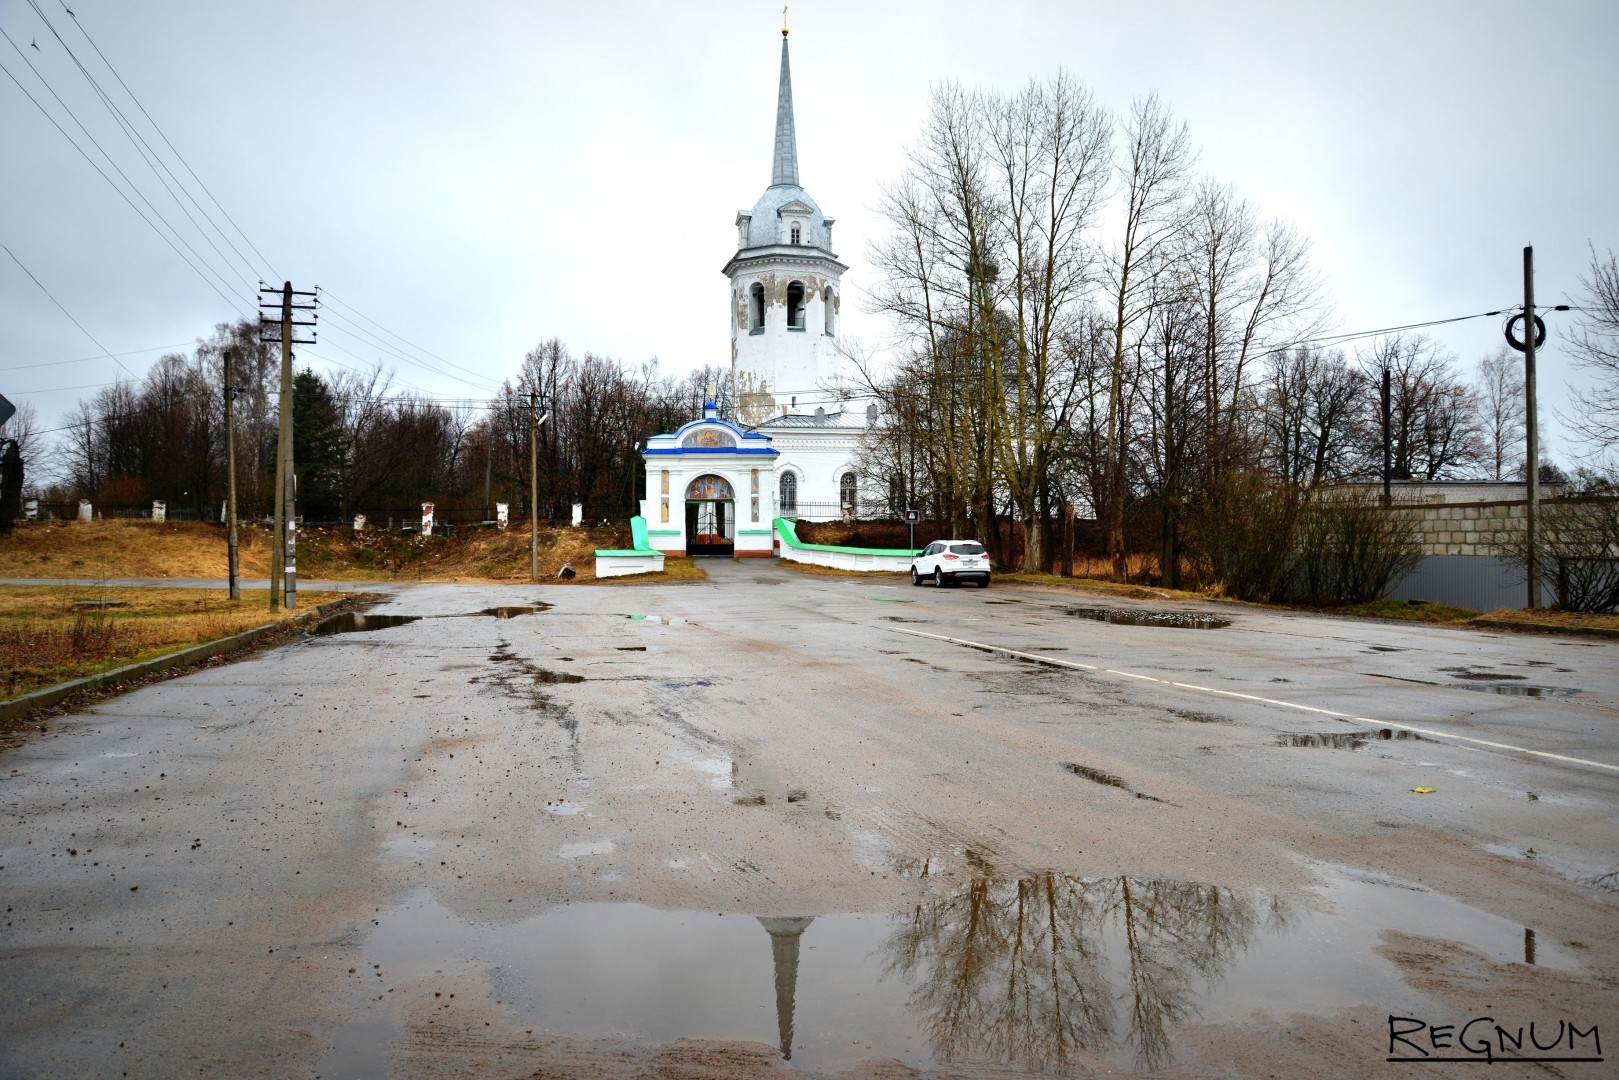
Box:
[685,474,736,557]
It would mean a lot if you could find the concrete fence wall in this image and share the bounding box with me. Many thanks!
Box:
[1394,500,1525,557]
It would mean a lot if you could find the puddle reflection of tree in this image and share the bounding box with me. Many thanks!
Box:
[881,871,1292,1072]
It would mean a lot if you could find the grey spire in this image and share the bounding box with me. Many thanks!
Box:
[758,916,814,1059]
[771,32,798,187]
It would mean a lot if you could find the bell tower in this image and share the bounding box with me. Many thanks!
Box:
[723,21,847,426]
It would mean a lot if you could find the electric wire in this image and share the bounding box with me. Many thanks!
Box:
[317,311,501,393]
[24,0,258,294]
[0,341,197,372]
[2,239,140,382]
[0,38,248,314]
[320,291,497,385]
[12,6,497,402]
[45,0,278,283]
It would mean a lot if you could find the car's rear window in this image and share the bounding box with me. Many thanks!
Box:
[950,542,985,555]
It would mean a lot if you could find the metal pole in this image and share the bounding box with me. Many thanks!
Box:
[484,433,492,524]
[1381,367,1392,508]
[1524,245,1540,609]
[280,283,297,609]
[530,390,539,582]
[225,349,240,601]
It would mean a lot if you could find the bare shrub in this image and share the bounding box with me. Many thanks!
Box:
[1296,488,1424,605]
[1189,472,1304,602]
[1495,497,1619,612]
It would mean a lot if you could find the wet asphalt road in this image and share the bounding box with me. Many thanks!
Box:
[2,560,1616,1078]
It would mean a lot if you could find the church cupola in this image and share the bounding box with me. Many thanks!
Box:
[723,20,848,426]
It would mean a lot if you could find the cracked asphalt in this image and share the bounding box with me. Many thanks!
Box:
[2,559,1616,1078]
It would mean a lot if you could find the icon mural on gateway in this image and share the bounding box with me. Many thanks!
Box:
[686,474,735,501]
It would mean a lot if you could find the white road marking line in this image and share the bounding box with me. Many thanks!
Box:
[887,626,1619,776]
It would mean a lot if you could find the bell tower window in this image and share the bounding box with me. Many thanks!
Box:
[786,281,805,330]
[790,222,801,245]
[824,286,836,335]
[750,282,765,331]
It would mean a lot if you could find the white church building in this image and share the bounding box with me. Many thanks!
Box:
[638,23,875,558]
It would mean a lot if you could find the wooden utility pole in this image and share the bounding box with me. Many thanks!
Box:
[224,349,240,601]
[530,390,539,582]
[1524,245,1540,610]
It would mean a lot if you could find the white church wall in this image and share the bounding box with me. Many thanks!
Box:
[639,457,776,556]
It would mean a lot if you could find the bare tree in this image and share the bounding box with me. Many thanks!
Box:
[0,401,46,493]
[1476,346,1525,481]
[1101,95,1195,580]
[1564,245,1619,452]
[1258,345,1361,485]
[1355,335,1484,481]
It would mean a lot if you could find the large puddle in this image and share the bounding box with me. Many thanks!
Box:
[1463,684,1579,699]
[321,863,1569,1077]
[313,604,548,635]
[1064,607,1230,629]
[312,613,422,635]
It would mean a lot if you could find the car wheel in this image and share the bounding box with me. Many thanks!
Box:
[978,575,990,588]
[934,567,945,588]
[910,567,922,586]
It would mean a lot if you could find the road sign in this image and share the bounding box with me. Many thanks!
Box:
[0,392,15,429]
[904,509,919,524]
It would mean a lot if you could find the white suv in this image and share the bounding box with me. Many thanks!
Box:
[911,540,991,588]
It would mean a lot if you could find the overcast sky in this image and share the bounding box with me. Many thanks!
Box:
[2,0,1616,462]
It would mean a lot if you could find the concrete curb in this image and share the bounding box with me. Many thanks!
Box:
[0,596,359,725]
[1468,617,1619,640]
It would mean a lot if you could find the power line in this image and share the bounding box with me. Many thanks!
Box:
[320,291,497,385]
[1,239,140,382]
[318,310,502,392]
[44,0,278,284]
[0,37,248,314]
[0,340,196,372]
[24,0,258,294]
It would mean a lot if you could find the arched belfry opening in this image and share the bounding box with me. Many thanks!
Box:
[750,283,765,331]
[786,281,805,330]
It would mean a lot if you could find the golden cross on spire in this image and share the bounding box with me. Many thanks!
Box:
[782,5,789,35]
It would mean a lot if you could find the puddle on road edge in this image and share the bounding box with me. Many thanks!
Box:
[312,613,422,635]
[1462,684,1580,698]
[314,604,550,635]
[319,864,1571,1078]
[1278,729,1441,749]
[1064,606,1230,629]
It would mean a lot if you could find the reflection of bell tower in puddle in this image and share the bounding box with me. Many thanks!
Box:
[756,916,815,1059]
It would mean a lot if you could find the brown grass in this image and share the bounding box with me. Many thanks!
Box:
[0,585,340,699]
[1470,608,1619,636]
[0,518,634,583]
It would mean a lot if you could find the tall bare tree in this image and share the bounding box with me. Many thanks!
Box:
[1476,346,1525,480]
[1564,245,1619,452]
[1258,345,1361,485]
[1101,95,1195,580]
[1355,335,1484,481]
